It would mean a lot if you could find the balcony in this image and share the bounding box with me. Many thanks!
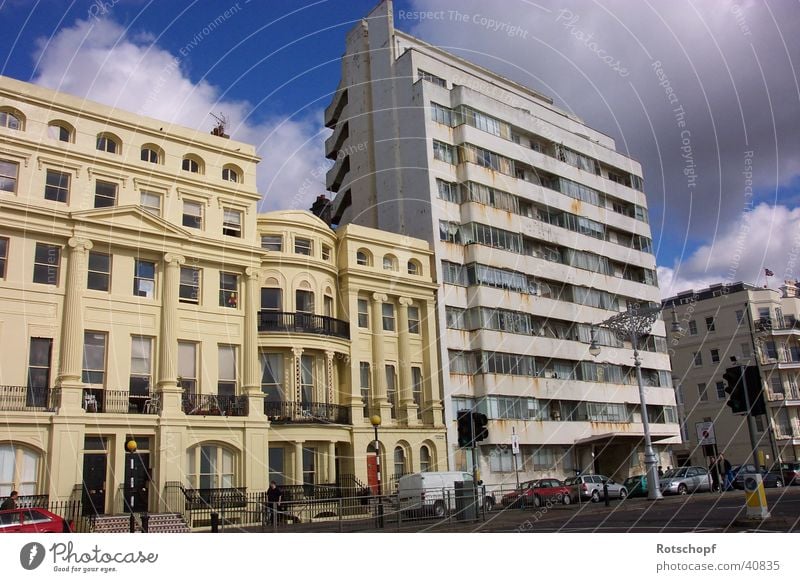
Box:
[82,389,159,414]
[182,393,248,417]
[258,311,350,340]
[767,388,800,402]
[0,386,57,412]
[264,401,350,424]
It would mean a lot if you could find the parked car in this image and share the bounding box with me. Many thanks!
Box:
[501,479,572,508]
[565,475,627,502]
[659,466,711,495]
[623,475,648,498]
[0,508,72,533]
[777,462,800,485]
[731,464,784,489]
[396,471,492,517]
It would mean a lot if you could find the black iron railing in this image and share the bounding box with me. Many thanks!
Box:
[0,386,56,412]
[258,311,350,339]
[81,389,158,414]
[182,393,248,417]
[264,401,350,424]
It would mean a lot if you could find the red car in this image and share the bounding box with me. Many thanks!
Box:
[0,508,72,533]
[501,478,572,508]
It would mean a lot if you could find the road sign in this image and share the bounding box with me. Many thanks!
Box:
[511,433,520,455]
[696,421,716,446]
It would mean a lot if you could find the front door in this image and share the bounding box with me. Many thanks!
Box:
[82,453,107,516]
[123,453,151,512]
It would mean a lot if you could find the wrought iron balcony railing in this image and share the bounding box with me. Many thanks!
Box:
[264,400,350,424]
[182,393,248,417]
[258,311,350,339]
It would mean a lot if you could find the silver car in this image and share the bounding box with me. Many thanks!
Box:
[659,466,711,495]
[565,474,628,502]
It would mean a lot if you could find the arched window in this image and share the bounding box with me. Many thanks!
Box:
[222,165,241,183]
[420,446,431,472]
[407,259,421,275]
[0,108,24,131]
[393,446,407,478]
[356,249,371,266]
[140,144,164,164]
[187,444,235,489]
[96,133,121,154]
[182,155,204,174]
[48,121,74,142]
[382,254,397,271]
[0,444,40,495]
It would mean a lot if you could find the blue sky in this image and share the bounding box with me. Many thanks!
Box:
[1,0,798,297]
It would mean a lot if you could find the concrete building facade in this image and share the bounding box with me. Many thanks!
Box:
[324,1,680,485]
[665,282,800,468]
[0,75,444,512]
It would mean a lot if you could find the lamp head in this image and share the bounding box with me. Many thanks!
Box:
[370,414,382,428]
[126,439,137,453]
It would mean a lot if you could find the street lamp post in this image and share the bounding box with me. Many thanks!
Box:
[370,414,384,528]
[589,305,672,501]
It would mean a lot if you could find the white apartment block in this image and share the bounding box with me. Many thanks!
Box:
[665,282,800,468]
[325,0,679,485]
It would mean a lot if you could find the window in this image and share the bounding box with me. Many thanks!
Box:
[222,209,242,237]
[130,336,152,395]
[489,448,513,472]
[324,295,333,317]
[356,250,370,266]
[407,260,421,275]
[741,342,752,358]
[82,332,107,385]
[133,259,156,298]
[688,320,697,335]
[735,310,744,324]
[178,342,198,394]
[715,381,726,400]
[27,338,52,407]
[33,243,60,285]
[358,299,369,328]
[710,349,720,364]
[44,170,69,203]
[296,290,314,313]
[382,302,395,331]
[140,147,160,164]
[0,160,18,193]
[182,156,201,173]
[140,191,161,215]
[436,179,459,203]
[222,167,239,183]
[187,445,234,490]
[182,200,203,229]
[430,102,453,126]
[294,238,313,256]
[0,110,23,131]
[418,69,446,87]
[698,382,708,402]
[261,235,282,252]
[408,306,420,334]
[433,140,455,164]
[300,355,314,404]
[705,316,716,332]
[261,288,281,311]
[219,272,238,308]
[0,237,7,278]
[96,134,119,153]
[394,447,406,477]
[87,252,111,292]
[218,345,237,396]
[382,255,397,271]
[420,446,431,472]
[179,267,200,304]
[412,367,423,414]
[261,353,284,403]
[94,181,117,208]
[360,362,371,418]
[386,365,397,418]
[0,445,40,496]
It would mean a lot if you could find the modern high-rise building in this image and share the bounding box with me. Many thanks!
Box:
[325,0,680,484]
[665,281,800,469]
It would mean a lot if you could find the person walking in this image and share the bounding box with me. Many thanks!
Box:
[265,481,282,526]
[1,490,18,510]
[718,454,733,491]
[658,466,664,478]
[709,456,720,492]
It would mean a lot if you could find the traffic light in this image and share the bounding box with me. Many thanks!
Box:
[744,365,766,416]
[723,366,746,414]
[457,410,473,447]
[473,413,489,442]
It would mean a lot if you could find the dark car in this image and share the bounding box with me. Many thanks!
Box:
[777,462,800,485]
[0,508,72,533]
[623,475,648,498]
[731,464,784,489]
[501,478,572,508]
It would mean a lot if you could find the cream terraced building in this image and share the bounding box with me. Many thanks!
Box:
[0,75,445,514]
[325,0,680,485]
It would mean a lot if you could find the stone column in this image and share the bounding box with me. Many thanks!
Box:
[327,441,337,483]
[56,237,92,413]
[422,299,445,427]
[244,268,265,418]
[324,350,335,405]
[291,347,303,418]
[370,293,389,418]
[294,441,305,486]
[157,253,184,416]
[397,297,419,425]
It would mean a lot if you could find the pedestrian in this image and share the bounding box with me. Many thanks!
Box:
[658,466,664,478]
[718,454,733,490]
[1,490,18,510]
[709,456,720,492]
[265,481,282,525]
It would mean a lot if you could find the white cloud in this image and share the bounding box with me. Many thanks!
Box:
[32,17,328,212]
[658,203,800,297]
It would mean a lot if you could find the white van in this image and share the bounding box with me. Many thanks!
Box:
[396,471,481,517]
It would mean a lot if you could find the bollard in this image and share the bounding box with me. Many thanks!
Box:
[603,482,609,507]
[141,512,149,533]
[210,512,219,533]
[129,512,136,533]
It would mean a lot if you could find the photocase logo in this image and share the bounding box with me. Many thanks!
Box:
[20,542,46,570]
